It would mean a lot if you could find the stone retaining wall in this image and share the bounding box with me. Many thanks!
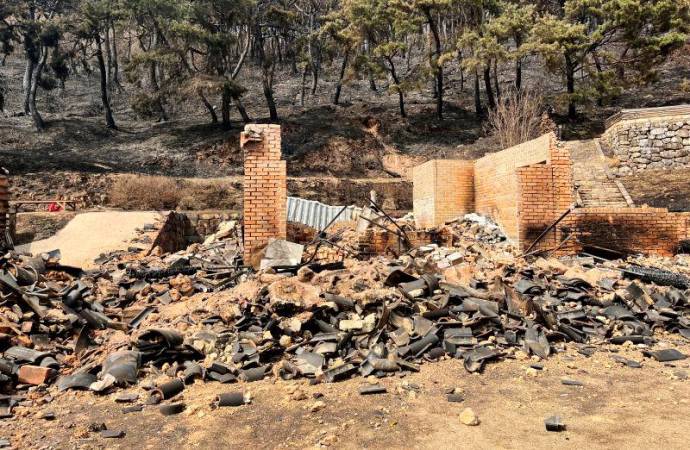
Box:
[602,115,690,176]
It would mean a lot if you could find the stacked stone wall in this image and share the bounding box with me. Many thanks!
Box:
[603,116,690,176]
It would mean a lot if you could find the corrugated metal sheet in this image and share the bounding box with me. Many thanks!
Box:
[286,197,360,230]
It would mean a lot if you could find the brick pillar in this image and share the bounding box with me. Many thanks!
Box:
[516,134,576,254]
[241,124,287,260]
[0,169,9,250]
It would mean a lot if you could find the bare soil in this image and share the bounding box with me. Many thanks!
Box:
[620,168,690,211]
[13,212,76,245]
[17,211,161,268]
[3,339,688,449]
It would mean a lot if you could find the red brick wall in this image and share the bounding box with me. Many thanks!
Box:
[474,134,554,240]
[412,160,474,228]
[411,132,690,257]
[241,124,287,259]
[571,207,690,256]
[0,173,9,248]
[516,138,575,254]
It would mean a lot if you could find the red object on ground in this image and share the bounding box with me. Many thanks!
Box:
[47,202,62,212]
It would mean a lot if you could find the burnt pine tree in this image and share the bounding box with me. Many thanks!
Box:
[5,0,67,130]
[75,0,117,128]
[528,0,689,119]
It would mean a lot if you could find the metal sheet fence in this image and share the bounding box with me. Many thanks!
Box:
[286,197,361,231]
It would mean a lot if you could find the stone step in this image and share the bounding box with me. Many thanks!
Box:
[580,191,626,197]
[567,138,635,208]
[579,190,626,196]
[578,191,623,198]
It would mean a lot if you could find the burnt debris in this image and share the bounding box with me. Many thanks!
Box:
[0,213,689,421]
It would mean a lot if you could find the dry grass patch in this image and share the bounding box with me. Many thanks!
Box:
[108,175,241,210]
[109,175,180,210]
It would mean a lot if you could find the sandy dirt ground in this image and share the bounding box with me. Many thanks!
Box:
[2,339,688,450]
[13,212,76,245]
[16,211,161,268]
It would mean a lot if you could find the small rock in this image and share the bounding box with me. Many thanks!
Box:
[310,401,325,412]
[40,411,56,420]
[101,430,126,439]
[671,370,688,381]
[279,335,292,347]
[545,415,566,432]
[447,393,464,403]
[320,433,338,446]
[459,408,480,426]
[291,389,308,401]
[87,422,107,433]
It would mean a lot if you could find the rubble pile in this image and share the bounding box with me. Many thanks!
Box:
[0,214,689,419]
[452,213,507,244]
[0,221,249,413]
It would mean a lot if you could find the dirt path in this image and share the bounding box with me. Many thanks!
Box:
[4,340,688,449]
[17,211,161,268]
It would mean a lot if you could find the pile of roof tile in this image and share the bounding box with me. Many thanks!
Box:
[1,214,688,418]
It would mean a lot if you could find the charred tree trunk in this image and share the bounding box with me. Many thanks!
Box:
[199,89,217,123]
[593,52,604,107]
[515,58,522,91]
[310,61,319,96]
[483,65,495,109]
[262,65,278,121]
[474,69,482,117]
[332,49,349,105]
[364,39,377,92]
[255,26,278,121]
[565,53,576,119]
[95,34,116,129]
[493,59,501,100]
[148,32,167,121]
[233,94,250,123]
[457,51,464,92]
[104,20,113,92]
[23,58,34,114]
[221,88,231,127]
[22,8,37,115]
[386,57,405,118]
[617,48,628,80]
[514,35,523,91]
[423,8,444,119]
[300,64,308,107]
[110,22,122,91]
[28,48,47,131]
[308,12,319,96]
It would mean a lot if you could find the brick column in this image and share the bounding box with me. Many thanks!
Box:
[0,170,9,249]
[241,124,287,260]
[516,135,576,254]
